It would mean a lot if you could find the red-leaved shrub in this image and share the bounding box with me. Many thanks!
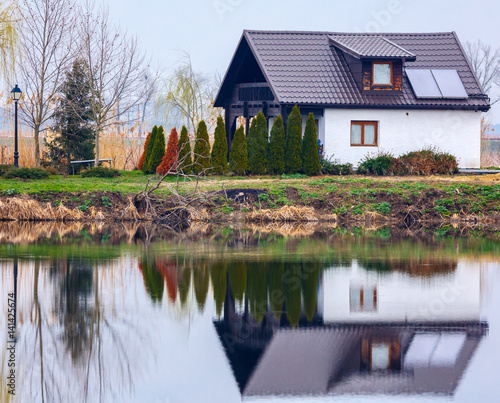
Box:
[157,128,179,175]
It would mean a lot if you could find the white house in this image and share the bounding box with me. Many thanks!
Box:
[215,31,490,168]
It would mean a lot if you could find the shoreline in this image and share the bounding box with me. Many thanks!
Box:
[0,185,499,227]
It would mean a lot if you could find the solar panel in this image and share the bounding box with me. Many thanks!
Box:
[431,69,468,99]
[406,69,442,98]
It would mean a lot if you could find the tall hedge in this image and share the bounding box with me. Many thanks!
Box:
[138,131,151,170]
[193,120,210,175]
[301,113,321,175]
[268,114,285,175]
[247,111,268,175]
[210,116,228,175]
[142,126,158,173]
[285,105,302,174]
[146,125,165,174]
[157,127,179,175]
[229,126,247,175]
[177,125,192,174]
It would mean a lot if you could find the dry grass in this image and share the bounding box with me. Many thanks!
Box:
[189,208,211,222]
[0,127,145,169]
[0,198,89,221]
[247,205,319,223]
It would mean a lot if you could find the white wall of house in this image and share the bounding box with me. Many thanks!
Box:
[322,260,481,323]
[323,109,482,168]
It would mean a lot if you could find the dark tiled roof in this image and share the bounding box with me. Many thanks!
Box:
[328,34,416,59]
[243,30,490,110]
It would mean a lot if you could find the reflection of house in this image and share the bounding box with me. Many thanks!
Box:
[241,323,487,396]
[215,260,488,398]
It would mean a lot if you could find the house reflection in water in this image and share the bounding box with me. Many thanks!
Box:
[214,259,488,398]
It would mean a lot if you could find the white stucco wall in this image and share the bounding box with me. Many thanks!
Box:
[323,109,482,168]
[322,261,481,323]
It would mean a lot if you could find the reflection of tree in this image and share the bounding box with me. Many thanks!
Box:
[268,262,284,320]
[139,257,164,303]
[301,262,320,322]
[247,263,267,323]
[178,265,192,307]
[57,260,94,362]
[193,261,210,311]
[284,263,302,328]
[228,261,247,304]
[210,262,227,318]
[157,259,177,303]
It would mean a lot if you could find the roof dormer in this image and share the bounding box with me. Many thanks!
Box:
[329,35,416,94]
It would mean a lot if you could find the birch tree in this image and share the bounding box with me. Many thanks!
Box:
[79,1,157,166]
[18,0,75,167]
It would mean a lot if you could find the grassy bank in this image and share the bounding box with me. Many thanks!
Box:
[0,171,499,223]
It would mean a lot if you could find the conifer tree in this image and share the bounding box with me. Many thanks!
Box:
[210,116,228,175]
[301,113,322,175]
[229,126,247,175]
[142,125,158,173]
[46,59,95,174]
[193,120,210,175]
[177,125,192,174]
[268,114,285,175]
[247,112,268,175]
[138,131,151,170]
[157,127,179,175]
[146,125,165,174]
[284,105,302,174]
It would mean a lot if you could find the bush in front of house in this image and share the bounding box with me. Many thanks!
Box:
[301,113,321,176]
[193,120,211,175]
[3,167,50,180]
[210,116,228,175]
[247,111,268,175]
[285,105,302,174]
[268,114,285,175]
[177,125,192,174]
[357,147,459,176]
[396,147,459,175]
[157,128,179,175]
[81,167,120,178]
[229,126,247,175]
[320,157,353,175]
[357,151,396,175]
[142,126,158,173]
[146,125,166,174]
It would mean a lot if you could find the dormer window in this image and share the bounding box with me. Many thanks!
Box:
[372,62,392,86]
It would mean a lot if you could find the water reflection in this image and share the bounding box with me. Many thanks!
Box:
[0,230,495,402]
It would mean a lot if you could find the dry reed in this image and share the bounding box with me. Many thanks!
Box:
[247,205,319,223]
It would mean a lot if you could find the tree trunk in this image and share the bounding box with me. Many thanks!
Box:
[94,130,100,167]
[34,125,41,167]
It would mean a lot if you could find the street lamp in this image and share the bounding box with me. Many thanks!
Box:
[10,85,22,168]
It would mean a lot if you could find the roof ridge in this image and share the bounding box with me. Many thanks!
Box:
[244,30,456,36]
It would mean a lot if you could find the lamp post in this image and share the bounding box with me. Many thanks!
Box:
[11,85,22,168]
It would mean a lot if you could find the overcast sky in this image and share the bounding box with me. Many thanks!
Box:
[104,0,500,121]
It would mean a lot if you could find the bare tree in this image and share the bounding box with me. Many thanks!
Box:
[465,39,500,105]
[156,52,220,134]
[17,0,76,167]
[79,1,157,167]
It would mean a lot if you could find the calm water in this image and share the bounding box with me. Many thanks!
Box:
[0,223,499,402]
